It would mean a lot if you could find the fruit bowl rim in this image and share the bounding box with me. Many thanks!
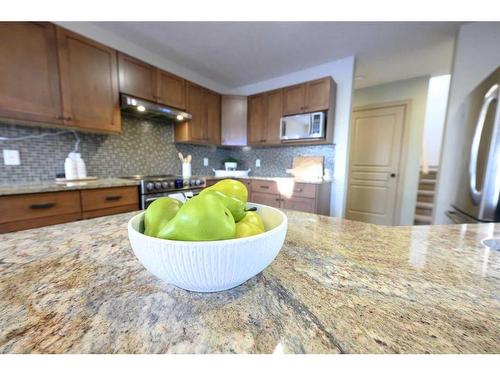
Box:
[128,202,288,245]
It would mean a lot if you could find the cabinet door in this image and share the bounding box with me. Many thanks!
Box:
[282,197,316,213]
[118,52,157,102]
[305,77,331,112]
[221,95,247,146]
[250,192,281,208]
[247,94,266,145]
[265,89,283,145]
[0,22,63,124]
[185,82,206,142]
[57,27,121,133]
[205,90,221,145]
[283,83,305,115]
[157,69,186,110]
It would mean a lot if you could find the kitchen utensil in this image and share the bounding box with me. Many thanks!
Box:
[178,152,185,163]
[128,202,287,292]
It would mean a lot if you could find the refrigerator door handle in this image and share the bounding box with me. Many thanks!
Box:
[469,83,499,204]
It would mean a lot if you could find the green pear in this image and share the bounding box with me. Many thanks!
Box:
[239,211,265,231]
[200,189,246,222]
[204,179,248,204]
[144,197,183,237]
[157,193,236,241]
[235,221,264,238]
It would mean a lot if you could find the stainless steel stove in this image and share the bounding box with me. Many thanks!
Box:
[121,174,206,209]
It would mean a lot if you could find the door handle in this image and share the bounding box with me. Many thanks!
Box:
[390,173,397,178]
[469,83,499,204]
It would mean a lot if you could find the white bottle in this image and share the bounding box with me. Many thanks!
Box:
[64,153,78,180]
[74,153,87,179]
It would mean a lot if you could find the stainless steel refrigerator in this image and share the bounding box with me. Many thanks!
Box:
[452,66,500,223]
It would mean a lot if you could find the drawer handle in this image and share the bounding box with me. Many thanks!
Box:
[105,195,122,201]
[260,186,270,189]
[29,202,55,209]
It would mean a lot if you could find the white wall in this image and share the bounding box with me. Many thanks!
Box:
[55,22,231,94]
[352,76,430,225]
[434,22,500,224]
[421,75,451,168]
[231,57,356,217]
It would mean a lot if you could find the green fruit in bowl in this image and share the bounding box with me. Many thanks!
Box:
[235,221,264,238]
[200,189,246,222]
[144,197,183,237]
[239,211,265,231]
[204,179,248,204]
[157,193,236,241]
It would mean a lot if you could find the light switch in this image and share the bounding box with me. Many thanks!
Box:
[3,150,21,165]
[256,159,261,167]
[203,157,209,166]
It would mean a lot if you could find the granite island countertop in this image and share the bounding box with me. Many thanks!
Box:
[0,211,499,353]
[204,176,332,184]
[0,178,140,196]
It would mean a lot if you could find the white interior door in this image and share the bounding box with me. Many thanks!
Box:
[346,104,406,225]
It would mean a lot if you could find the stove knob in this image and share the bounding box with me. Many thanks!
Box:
[154,182,161,189]
[169,181,174,188]
[146,182,154,191]
[196,179,202,186]
[162,181,169,189]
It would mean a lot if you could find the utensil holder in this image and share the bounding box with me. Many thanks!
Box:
[182,163,191,179]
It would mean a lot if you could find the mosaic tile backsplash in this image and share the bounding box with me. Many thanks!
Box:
[0,114,334,183]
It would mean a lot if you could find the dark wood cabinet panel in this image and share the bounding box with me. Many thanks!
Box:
[56,27,121,133]
[282,197,316,213]
[0,22,63,125]
[250,192,281,208]
[283,83,306,115]
[157,70,186,110]
[118,52,157,102]
[305,77,331,112]
[265,89,283,145]
[206,90,221,144]
[185,82,206,142]
[247,94,266,145]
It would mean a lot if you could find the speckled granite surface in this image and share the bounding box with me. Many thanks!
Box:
[0,211,499,353]
[205,176,332,185]
[0,178,140,196]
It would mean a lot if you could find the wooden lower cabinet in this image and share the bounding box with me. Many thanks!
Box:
[0,186,139,233]
[205,178,331,215]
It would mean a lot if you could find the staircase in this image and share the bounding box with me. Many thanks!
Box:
[414,168,438,225]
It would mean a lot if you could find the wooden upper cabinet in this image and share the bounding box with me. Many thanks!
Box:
[283,84,306,115]
[56,27,121,133]
[118,53,157,102]
[185,82,206,142]
[265,89,283,145]
[248,89,283,146]
[205,90,221,144]
[305,77,332,112]
[0,22,63,124]
[221,95,247,146]
[247,94,266,145]
[283,77,333,115]
[157,70,186,110]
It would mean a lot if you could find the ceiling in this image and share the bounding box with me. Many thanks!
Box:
[93,22,464,90]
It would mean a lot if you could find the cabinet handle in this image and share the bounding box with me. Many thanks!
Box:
[65,116,73,121]
[105,195,122,201]
[260,139,266,143]
[29,202,55,209]
[260,186,270,189]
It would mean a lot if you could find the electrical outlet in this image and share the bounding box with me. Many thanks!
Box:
[203,157,209,166]
[255,159,261,168]
[3,150,21,165]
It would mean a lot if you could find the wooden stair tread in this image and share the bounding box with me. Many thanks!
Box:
[416,201,434,209]
[414,214,432,223]
[417,189,435,196]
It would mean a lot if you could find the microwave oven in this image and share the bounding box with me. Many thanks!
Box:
[280,112,326,141]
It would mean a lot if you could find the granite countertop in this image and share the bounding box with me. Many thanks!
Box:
[205,176,332,184]
[0,178,140,196]
[0,211,499,353]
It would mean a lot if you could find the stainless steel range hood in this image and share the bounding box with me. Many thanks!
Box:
[120,94,192,122]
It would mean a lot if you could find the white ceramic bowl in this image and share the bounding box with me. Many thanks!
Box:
[127,203,288,292]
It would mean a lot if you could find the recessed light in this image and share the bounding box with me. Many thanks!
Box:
[137,105,146,112]
[176,115,184,121]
